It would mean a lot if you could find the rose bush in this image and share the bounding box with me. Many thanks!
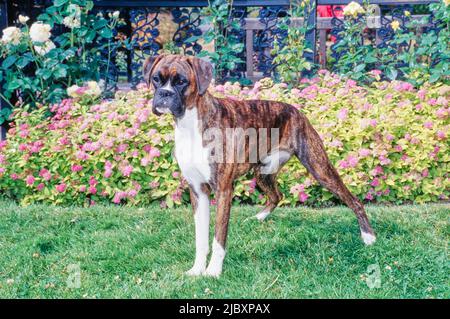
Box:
[0,72,448,207]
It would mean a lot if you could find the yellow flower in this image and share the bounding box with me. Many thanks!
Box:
[391,20,400,31]
[404,10,410,17]
[343,1,366,18]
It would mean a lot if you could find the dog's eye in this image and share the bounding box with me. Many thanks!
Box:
[174,78,187,86]
[152,75,160,83]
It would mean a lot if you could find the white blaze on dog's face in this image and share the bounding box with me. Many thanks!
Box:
[143,54,213,118]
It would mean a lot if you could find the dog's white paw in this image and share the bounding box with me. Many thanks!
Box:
[361,231,376,245]
[185,266,205,276]
[255,209,271,221]
[204,266,222,278]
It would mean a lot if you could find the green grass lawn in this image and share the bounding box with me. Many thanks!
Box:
[0,200,448,299]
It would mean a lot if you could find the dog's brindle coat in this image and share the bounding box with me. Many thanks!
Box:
[144,54,376,277]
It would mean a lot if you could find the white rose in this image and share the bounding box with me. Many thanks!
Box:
[112,11,120,19]
[2,26,22,45]
[18,15,30,25]
[34,40,56,56]
[29,22,52,42]
[86,81,102,96]
[67,85,79,98]
[63,16,81,29]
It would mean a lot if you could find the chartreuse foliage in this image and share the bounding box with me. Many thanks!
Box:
[0,72,449,207]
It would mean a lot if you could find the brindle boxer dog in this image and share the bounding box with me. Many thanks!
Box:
[144,54,376,277]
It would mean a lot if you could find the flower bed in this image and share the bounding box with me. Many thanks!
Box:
[0,72,449,207]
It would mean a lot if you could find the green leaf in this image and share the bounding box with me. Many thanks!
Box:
[99,28,113,39]
[54,0,68,6]
[354,64,366,73]
[2,56,17,70]
[429,72,441,83]
[53,66,67,79]
[16,55,33,69]
[386,67,398,81]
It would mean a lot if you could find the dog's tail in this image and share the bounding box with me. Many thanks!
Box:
[294,117,376,245]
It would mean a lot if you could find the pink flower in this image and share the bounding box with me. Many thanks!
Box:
[346,79,357,88]
[71,164,83,172]
[36,183,45,191]
[89,176,98,186]
[298,192,309,203]
[140,156,151,167]
[149,181,159,188]
[112,194,121,204]
[10,173,19,180]
[143,145,152,153]
[371,166,383,176]
[76,151,89,161]
[0,167,5,174]
[104,168,112,178]
[436,130,446,140]
[337,108,349,121]
[18,144,28,152]
[172,171,180,179]
[435,108,448,119]
[385,134,394,142]
[79,185,87,192]
[370,178,380,187]
[421,169,429,178]
[116,144,128,153]
[25,175,35,186]
[330,140,343,148]
[39,169,52,181]
[121,165,133,177]
[88,186,97,195]
[290,183,305,194]
[338,160,349,169]
[369,119,377,128]
[359,148,371,157]
[56,183,67,193]
[128,189,138,198]
[417,89,426,100]
[423,121,433,129]
[347,155,359,168]
[365,192,374,201]
[149,147,161,158]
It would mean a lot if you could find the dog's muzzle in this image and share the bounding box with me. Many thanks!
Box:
[152,88,184,118]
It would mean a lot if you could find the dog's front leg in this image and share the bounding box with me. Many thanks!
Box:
[205,186,233,277]
[186,186,210,276]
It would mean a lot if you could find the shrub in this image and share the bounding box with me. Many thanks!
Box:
[0,72,449,207]
[0,0,128,116]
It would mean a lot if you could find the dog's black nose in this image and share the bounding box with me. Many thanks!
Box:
[158,89,174,98]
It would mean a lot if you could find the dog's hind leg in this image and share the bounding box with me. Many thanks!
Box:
[254,170,282,221]
[295,121,376,245]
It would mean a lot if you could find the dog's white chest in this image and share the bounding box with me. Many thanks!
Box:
[174,108,211,188]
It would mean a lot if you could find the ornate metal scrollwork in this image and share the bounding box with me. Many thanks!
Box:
[171,7,202,56]
[225,6,248,81]
[129,8,160,87]
[254,6,288,77]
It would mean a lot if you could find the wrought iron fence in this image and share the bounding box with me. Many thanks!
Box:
[0,0,442,138]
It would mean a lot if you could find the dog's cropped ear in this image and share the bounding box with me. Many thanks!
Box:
[189,57,213,96]
[143,55,165,85]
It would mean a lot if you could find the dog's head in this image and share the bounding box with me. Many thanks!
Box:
[143,54,213,118]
